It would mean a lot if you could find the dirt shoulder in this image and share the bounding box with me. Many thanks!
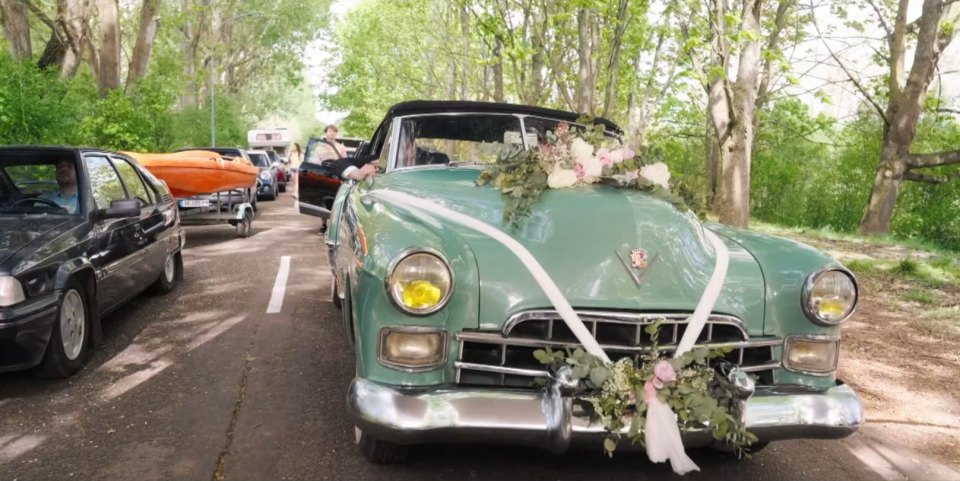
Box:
[755,225,960,468]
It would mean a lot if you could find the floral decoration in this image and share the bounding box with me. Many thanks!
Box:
[476,117,697,227]
[532,321,758,458]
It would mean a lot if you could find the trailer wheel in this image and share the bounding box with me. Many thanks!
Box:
[236,210,253,238]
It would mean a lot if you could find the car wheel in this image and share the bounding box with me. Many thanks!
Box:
[356,428,409,464]
[150,252,182,295]
[332,276,342,310]
[236,210,253,238]
[36,280,90,378]
[250,189,258,213]
[278,184,286,193]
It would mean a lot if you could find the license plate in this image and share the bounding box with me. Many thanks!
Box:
[179,199,210,208]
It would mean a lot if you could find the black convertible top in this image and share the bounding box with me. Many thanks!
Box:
[385,100,623,134]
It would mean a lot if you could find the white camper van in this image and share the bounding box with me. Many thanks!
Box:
[247,128,292,160]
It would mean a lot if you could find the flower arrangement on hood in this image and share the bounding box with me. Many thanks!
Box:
[476,118,693,227]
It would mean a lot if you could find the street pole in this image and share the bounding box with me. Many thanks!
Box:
[210,56,216,147]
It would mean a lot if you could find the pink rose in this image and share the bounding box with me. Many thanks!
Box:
[652,360,676,389]
[644,380,657,403]
[574,162,586,180]
[624,170,639,182]
[556,121,569,136]
[597,148,613,166]
[621,147,635,160]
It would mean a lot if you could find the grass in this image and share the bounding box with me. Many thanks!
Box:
[750,220,954,257]
[845,257,960,288]
[903,289,937,305]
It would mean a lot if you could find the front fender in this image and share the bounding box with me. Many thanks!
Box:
[346,192,481,387]
[54,257,101,346]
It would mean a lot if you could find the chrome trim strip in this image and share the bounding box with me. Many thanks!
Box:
[377,327,448,372]
[802,267,859,326]
[740,361,783,373]
[455,362,549,378]
[456,331,782,352]
[502,310,748,340]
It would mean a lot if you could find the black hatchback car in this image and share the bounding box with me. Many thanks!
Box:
[0,147,184,377]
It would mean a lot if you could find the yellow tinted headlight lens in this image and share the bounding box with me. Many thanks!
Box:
[388,251,452,315]
[402,280,442,309]
[804,269,857,325]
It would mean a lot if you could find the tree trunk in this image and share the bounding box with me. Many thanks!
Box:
[717,0,762,228]
[575,8,594,113]
[859,0,955,234]
[96,0,122,95]
[705,115,719,208]
[460,5,470,99]
[126,0,162,90]
[493,39,504,103]
[0,0,32,60]
[59,0,90,78]
[602,0,629,118]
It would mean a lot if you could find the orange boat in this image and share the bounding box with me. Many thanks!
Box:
[124,150,259,198]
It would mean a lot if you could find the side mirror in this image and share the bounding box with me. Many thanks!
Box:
[97,199,140,220]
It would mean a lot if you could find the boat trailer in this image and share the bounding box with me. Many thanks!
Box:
[175,187,257,238]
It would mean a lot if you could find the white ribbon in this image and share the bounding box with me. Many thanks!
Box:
[366,189,729,474]
[644,229,729,475]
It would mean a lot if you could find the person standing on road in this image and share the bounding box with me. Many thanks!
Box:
[289,142,303,198]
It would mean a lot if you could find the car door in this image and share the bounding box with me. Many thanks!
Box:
[83,154,141,311]
[297,143,341,219]
[110,155,165,292]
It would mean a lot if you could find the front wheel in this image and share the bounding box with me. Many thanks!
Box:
[36,281,90,378]
[236,210,253,238]
[356,428,409,464]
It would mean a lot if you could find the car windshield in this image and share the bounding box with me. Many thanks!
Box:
[393,114,621,169]
[250,153,269,167]
[0,153,82,216]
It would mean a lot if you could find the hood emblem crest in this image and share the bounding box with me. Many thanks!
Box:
[617,245,658,289]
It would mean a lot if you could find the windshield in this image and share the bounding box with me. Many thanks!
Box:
[0,153,82,216]
[393,114,621,169]
[250,153,269,167]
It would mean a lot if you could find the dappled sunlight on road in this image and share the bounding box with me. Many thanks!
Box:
[0,434,45,464]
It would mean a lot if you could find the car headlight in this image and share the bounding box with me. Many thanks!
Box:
[802,268,857,325]
[0,276,26,307]
[783,336,839,375]
[379,328,446,370]
[259,171,271,181]
[386,250,453,315]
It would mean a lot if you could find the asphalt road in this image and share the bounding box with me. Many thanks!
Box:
[0,196,956,481]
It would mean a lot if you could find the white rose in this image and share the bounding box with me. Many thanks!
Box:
[570,138,595,165]
[547,168,578,189]
[639,162,671,190]
[581,155,602,180]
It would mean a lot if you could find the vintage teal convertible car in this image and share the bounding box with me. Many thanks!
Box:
[326,101,863,463]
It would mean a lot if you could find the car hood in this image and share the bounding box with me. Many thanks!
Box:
[0,217,82,273]
[370,169,766,333]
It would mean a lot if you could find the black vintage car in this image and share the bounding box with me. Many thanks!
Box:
[0,147,184,377]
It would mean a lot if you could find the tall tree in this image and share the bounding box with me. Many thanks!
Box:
[0,0,31,60]
[96,0,121,95]
[126,0,163,90]
[821,0,960,234]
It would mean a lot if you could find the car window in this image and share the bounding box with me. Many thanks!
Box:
[377,122,395,171]
[250,153,269,167]
[394,115,522,168]
[112,157,155,205]
[0,155,81,215]
[84,155,127,210]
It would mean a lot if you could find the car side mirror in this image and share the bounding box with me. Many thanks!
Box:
[97,199,140,220]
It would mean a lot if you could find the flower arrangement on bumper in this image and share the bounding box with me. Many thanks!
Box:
[476,119,694,227]
[533,322,759,459]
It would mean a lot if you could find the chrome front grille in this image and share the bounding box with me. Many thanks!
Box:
[455,310,780,389]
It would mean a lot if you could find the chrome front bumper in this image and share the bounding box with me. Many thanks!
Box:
[348,378,863,451]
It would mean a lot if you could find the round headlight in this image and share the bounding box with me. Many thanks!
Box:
[802,269,858,325]
[387,251,453,315]
[259,171,270,180]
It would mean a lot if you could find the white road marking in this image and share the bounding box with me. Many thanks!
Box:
[267,256,292,313]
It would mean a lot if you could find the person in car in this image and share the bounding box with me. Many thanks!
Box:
[312,125,348,162]
[38,159,79,214]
